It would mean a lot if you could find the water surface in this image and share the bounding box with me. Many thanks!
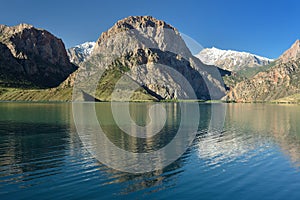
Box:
[1,103,300,199]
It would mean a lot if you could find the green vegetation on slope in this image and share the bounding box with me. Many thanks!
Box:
[0,87,72,102]
[223,61,277,88]
[0,63,157,102]
[95,67,157,101]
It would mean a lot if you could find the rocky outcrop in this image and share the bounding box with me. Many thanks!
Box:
[92,16,191,57]
[0,23,77,88]
[0,42,27,86]
[225,39,300,102]
[105,48,212,100]
[225,59,300,102]
[279,40,300,63]
[75,16,227,100]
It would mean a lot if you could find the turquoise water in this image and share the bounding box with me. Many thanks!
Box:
[1,103,300,199]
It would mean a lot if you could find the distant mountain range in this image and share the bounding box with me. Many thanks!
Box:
[68,43,273,72]
[1,16,300,103]
[0,16,228,101]
[225,39,300,102]
[67,41,95,65]
[195,47,273,71]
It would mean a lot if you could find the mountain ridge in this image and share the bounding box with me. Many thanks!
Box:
[1,17,300,103]
[279,39,300,63]
[0,23,77,88]
[225,39,300,102]
[195,47,273,71]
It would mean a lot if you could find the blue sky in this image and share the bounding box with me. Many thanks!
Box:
[1,0,299,58]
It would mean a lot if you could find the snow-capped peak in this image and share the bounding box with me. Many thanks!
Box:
[195,47,274,71]
[67,41,96,65]
[73,41,95,56]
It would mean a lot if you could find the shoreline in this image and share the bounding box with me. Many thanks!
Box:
[0,99,299,104]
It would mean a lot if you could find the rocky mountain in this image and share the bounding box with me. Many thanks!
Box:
[196,47,273,71]
[0,23,77,88]
[279,40,300,63]
[225,40,300,102]
[67,41,95,65]
[73,16,228,101]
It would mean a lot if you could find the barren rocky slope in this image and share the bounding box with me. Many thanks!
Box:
[225,40,300,102]
[0,23,77,88]
[74,16,228,101]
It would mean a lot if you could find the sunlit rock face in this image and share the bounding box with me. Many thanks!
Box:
[75,16,227,101]
[225,40,300,102]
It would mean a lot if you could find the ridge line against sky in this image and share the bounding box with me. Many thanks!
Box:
[1,0,299,58]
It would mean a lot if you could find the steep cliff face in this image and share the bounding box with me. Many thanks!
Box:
[92,16,191,58]
[0,23,77,88]
[279,40,300,63]
[75,16,227,101]
[0,42,27,86]
[101,48,212,100]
